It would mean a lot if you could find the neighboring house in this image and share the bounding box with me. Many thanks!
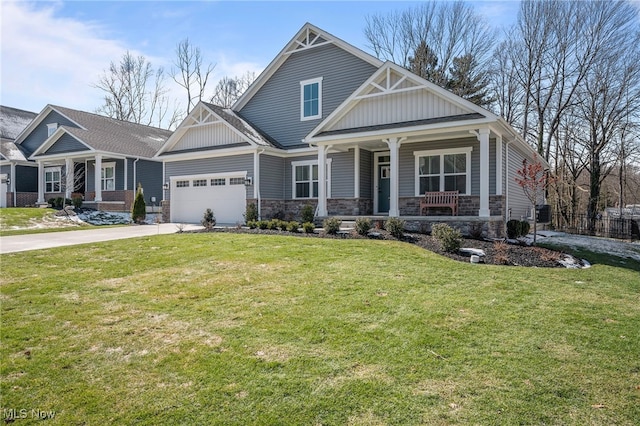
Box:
[0,106,38,207]
[157,22,543,236]
[14,105,171,212]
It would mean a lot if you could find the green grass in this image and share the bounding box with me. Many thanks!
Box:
[1,233,639,425]
[538,242,640,272]
[0,208,122,236]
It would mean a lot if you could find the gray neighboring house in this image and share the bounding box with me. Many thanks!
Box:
[13,105,171,212]
[1,106,38,207]
[156,23,543,236]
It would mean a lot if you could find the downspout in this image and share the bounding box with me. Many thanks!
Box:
[132,158,140,190]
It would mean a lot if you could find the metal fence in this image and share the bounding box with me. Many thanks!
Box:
[552,213,640,240]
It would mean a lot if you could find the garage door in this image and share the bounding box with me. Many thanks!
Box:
[0,174,7,208]
[170,173,247,225]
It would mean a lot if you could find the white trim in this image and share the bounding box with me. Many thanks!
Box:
[47,123,58,137]
[413,147,473,196]
[29,127,94,159]
[101,161,116,192]
[15,105,86,146]
[291,158,332,200]
[354,146,360,199]
[44,166,62,193]
[496,135,503,196]
[300,77,323,121]
[170,171,247,183]
[478,128,491,217]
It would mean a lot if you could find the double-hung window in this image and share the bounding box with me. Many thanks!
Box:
[300,77,322,120]
[292,160,331,199]
[101,162,115,191]
[415,148,472,195]
[45,167,61,192]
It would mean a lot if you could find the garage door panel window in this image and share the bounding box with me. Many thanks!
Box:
[229,177,245,185]
[193,179,207,187]
[211,178,225,186]
[45,167,61,192]
[415,148,472,195]
[176,180,189,188]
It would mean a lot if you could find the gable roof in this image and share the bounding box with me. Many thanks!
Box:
[233,22,383,111]
[155,102,279,157]
[0,140,30,162]
[0,105,37,141]
[22,105,171,159]
[305,61,496,143]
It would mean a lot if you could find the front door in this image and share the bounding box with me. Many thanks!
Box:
[375,153,390,214]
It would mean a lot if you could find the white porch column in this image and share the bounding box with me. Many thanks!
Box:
[65,158,74,198]
[317,145,328,217]
[94,154,102,202]
[386,137,400,217]
[478,128,490,217]
[496,135,503,196]
[353,146,360,199]
[10,163,16,207]
[37,161,45,204]
[123,158,128,191]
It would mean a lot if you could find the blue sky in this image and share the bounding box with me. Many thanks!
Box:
[1,1,520,117]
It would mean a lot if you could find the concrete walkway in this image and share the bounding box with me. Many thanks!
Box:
[0,224,203,254]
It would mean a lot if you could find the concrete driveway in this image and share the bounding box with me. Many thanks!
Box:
[0,224,203,254]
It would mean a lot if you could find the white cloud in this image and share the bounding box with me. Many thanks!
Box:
[0,1,130,113]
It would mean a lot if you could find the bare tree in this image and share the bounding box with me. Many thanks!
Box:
[210,71,256,108]
[94,51,170,128]
[171,39,215,115]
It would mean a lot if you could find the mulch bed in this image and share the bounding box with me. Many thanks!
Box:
[192,227,566,268]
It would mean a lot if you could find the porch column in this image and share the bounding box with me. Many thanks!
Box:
[65,158,74,198]
[37,161,45,204]
[496,135,503,196]
[94,154,102,202]
[478,128,490,217]
[386,137,400,217]
[353,146,360,199]
[123,158,128,191]
[10,163,16,207]
[317,145,328,217]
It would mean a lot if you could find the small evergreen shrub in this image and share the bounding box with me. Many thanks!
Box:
[48,198,56,208]
[506,219,520,239]
[432,223,463,253]
[519,220,530,236]
[131,183,146,224]
[469,223,484,240]
[279,220,290,231]
[302,222,315,233]
[247,220,258,229]
[385,217,406,239]
[287,221,300,233]
[201,208,216,230]
[244,203,258,223]
[355,217,372,236]
[72,196,83,210]
[323,217,341,235]
[301,204,315,224]
[258,220,269,230]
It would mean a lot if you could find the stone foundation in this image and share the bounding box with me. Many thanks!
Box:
[403,217,505,239]
[327,198,373,216]
[399,195,504,217]
[161,200,170,223]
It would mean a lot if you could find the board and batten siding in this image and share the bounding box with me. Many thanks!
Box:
[20,111,77,155]
[238,43,378,148]
[259,154,285,199]
[44,134,89,154]
[164,154,254,201]
[332,89,469,131]
[170,123,245,152]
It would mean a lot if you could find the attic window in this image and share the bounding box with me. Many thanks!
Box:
[47,123,58,137]
[300,77,323,121]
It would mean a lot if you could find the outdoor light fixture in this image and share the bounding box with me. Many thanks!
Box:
[163,182,169,190]
[244,177,253,186]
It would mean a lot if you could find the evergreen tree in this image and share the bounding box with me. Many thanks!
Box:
[131,183,146,224]
[408,41,444,85]
[446,54,494,108]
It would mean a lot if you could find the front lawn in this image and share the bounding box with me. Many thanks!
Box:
[1,234,638,424]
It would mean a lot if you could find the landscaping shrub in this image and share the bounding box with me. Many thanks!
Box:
[323,217,341,235]
[271,210,285,221]
[301,204,315,223]
[247,220,258,229]
[268,219,281,230]
[469,222,484,240]
[432,223,463,253]
[519,220,531,236]
[507,219,531,239]
[302,222,315,233]
[385,217,405,239]
[258,220,269,230]
[279,220,290,231]
[286,221,300,233]
[72,196,83,210]
[201,208,216,230]
[244,203,258,223]
[131,184,146,224]
[355,217,372,236]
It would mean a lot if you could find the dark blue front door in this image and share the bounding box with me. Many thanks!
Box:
[378,164,390,213]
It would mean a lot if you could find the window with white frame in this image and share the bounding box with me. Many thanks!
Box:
[415,148,472,195]
[45,167,61,192]
[292,159,331,199]
[300,77,322,120]
[47,123,58,137]
[101,162,115,191]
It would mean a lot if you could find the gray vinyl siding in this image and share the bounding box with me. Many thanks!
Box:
[45,134,89,154]
[16,165,38,192]
[284,155,316,199]
[330,151,354,198]
[238,43,378,148]
[0,165,9,176]
[20,111,77,155]
[136,160,163,205]
[87,158,126,191]
[164,154,254,201]
[360,150,373,199]
[507,145,532,220]
[260,154,285,199]
[399,137,488,197]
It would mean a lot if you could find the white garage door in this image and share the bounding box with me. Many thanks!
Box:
[0,174,7,208]
[170,173,247,225]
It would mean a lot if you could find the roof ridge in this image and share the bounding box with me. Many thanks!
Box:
[50,105,173,134]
